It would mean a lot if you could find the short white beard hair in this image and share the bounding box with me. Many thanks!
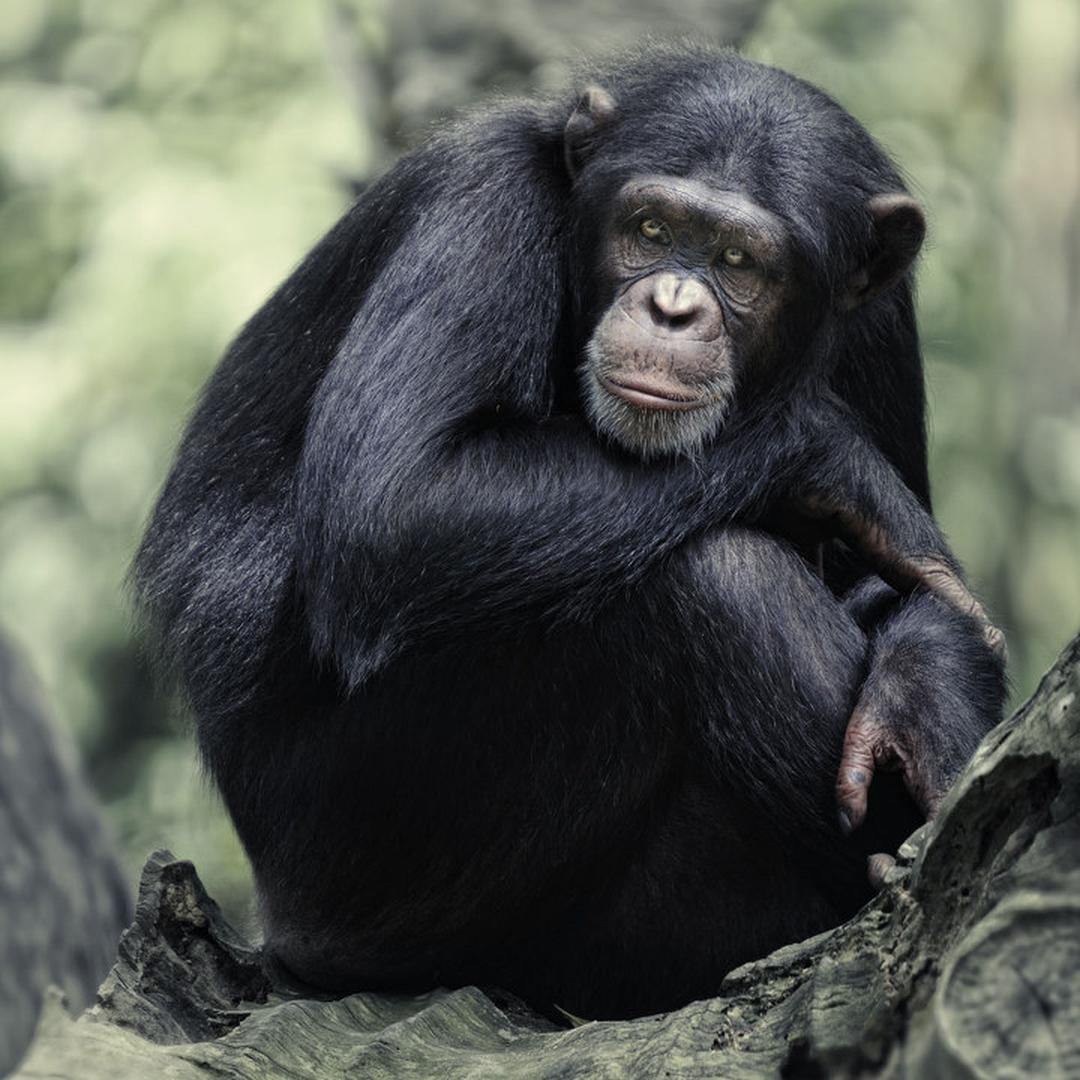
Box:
[579,341,736,461]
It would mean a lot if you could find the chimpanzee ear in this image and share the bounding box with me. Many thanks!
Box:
[841,194,926,310]
[564,85,617,179]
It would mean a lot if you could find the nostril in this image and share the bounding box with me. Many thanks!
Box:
[667,308,698,329]
[647,295,668,326]
[649,296,700,329]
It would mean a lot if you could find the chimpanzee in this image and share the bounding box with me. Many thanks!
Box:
[134,45,1005,1019]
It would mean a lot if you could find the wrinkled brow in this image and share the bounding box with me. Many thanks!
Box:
[614,176,789,254]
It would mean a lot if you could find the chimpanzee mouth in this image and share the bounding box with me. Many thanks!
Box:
[597,373,706,412]
[580,346,735,460]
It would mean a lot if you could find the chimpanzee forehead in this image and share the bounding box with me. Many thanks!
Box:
[621,97,874,260]
[610,62,882,206]
[599,123,822,243]
[578,52,907,276]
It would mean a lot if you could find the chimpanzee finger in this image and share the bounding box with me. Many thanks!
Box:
[899,758,945,823]
[836,707,879,835]
[867,853,896,891]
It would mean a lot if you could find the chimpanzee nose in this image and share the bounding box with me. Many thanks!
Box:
[648,273,710,331]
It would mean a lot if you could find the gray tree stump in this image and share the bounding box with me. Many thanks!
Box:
[13,631,1080,1079]
[0,636,131,1077]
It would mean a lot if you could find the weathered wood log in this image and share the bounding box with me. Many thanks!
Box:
[13,630,1080,1079]
[0,636,131,1077]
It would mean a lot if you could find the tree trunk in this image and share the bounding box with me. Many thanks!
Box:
[13,630,1080,1079]
[0,637,131,1077]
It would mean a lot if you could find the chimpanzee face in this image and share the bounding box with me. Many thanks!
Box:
[565,80,927,462]
[580,175,799,459]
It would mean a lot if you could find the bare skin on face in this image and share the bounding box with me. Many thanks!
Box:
[582,178,794,459]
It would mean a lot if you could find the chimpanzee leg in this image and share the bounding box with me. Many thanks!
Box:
[474,526,887,1019]
[260,527,891,1020]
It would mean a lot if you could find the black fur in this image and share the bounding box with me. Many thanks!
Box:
[134,45,1003,1019]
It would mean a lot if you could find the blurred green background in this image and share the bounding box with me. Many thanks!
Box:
[1,0,1077,919]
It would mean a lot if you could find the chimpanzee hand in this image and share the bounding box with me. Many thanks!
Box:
[835,584,1006,879]
[770,397,1005,869]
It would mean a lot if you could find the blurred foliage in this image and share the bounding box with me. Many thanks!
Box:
[0,0,1077,917]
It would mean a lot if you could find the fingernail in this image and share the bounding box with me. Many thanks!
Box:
[838,809,853,835]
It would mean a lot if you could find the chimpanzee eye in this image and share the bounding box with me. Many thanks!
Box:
[721,245,751,267]
[639,218,671,245]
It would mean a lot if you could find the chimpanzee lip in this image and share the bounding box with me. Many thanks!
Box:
[599,373,707,411]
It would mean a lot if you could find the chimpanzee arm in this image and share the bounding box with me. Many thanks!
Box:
[299,365,991,695]
[139,105,993,699]
[821,266,1005,841]
[293,118,817,686]
[298,401,801,686]
[297,211,995,694]
[135,107,798,705]
[131,160,430,722]
[787,394,1004,657]
[790,408,1006,842]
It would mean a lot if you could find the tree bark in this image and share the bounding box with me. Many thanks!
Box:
[13,630,1080,1079]
[0,636,131,1077]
